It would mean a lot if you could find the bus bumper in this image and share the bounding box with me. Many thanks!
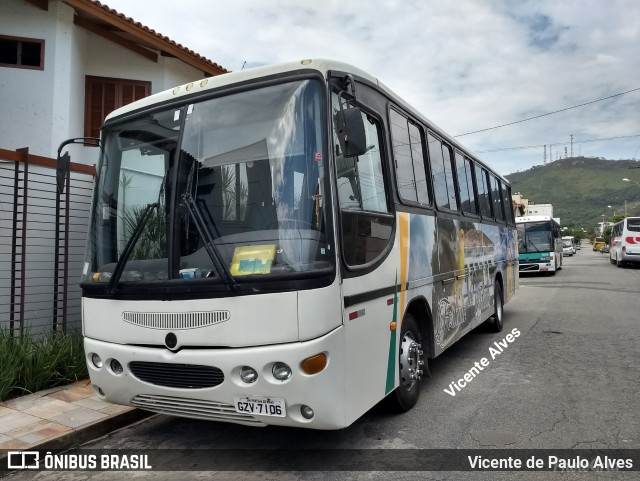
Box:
[84,326,348,430]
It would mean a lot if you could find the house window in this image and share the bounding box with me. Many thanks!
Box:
[84,76,151,139]
[0,35,44,70]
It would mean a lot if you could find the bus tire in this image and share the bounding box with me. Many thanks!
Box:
[385,313,424,413]
[490,283,504,332]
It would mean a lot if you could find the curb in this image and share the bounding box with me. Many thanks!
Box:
[36,409,156,451]
[0,409,155,460]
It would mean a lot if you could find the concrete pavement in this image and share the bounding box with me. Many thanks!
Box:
[0,380,152,451]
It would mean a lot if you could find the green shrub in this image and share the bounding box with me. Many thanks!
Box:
[0,328,88,402]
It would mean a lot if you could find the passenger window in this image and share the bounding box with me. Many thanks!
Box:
[500,181,514,224]
[455,152,477,215]
[489,174,505,221]
[475,165,492,218]
[428,132,458,211]
[390,109,430,205]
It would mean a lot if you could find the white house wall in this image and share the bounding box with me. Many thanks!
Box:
[1,0,213,163]
[0,0,58,157]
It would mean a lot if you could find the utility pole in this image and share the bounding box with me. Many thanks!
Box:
[544,145,547,164]
[570,134,573,157]
[564,147,568,158]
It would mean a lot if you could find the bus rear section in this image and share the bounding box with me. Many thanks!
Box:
[610,217,640,267]
[516,216,562,274]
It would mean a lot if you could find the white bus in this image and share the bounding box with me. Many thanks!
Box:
[516,216,563,273]
[562,235,576,256]
[609,217,640,267]
[60,59,518,429]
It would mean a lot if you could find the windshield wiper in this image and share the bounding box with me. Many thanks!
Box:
[182,192,237,289]
[526,239,542,253]
[106,202,158,294]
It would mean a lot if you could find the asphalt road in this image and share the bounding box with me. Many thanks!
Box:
[6,247,640,480]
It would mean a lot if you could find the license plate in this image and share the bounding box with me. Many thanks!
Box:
[234,396,286,417]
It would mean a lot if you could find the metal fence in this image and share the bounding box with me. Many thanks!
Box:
[0,147,95,337]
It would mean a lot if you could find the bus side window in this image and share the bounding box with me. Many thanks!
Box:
[332,92,393,267]
[489,174,505,222]
[427,132,458,211]
[455,152,477,215]
[390,109,430,206]
[475,165,493,218]
[500,181,514,224]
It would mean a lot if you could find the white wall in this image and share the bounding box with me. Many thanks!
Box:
[0,0,58,156]
[1,0,211,163]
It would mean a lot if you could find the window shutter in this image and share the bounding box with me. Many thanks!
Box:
[84,76,151,139]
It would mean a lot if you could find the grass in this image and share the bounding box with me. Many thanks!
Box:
[0,328,88,402]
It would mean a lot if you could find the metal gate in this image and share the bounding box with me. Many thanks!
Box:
[0,147,95,337]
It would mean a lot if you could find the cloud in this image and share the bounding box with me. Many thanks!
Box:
[103,0,640,174]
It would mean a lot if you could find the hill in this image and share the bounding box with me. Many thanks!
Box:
[505,157,640,232]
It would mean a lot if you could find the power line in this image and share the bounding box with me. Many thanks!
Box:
[475,134,640,153]
[454,87,640,137]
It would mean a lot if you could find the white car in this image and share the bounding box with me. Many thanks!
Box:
[562,243,573,256]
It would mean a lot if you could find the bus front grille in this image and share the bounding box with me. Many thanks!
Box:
[122,310,230,330]
[129,361,224,389]
[131,394,265,426]
[519,264,540,271]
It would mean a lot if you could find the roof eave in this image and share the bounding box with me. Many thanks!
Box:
[62,0,228,76]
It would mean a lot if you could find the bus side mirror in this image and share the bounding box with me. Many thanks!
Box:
[56,151,70,195]
[55,137,100,194]
[335,107,367,158]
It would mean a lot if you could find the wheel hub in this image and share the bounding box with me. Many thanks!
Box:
[400,332,424,390]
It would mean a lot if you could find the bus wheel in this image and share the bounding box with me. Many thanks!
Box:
[386,313,424,412]
[616,257,623,268]
[490,283,504,332]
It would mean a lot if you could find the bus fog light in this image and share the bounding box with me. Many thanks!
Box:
[240,366,258,383]
[91,353,103,369]
[272,362,292,381]
[110,359,123,374]
[301,353,327,375]
[301,405,314,419]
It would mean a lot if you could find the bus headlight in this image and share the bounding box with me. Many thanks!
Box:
[91,353,103,369]
[110,359,123,375]
[240,366,258,383]
[272,362,292,381]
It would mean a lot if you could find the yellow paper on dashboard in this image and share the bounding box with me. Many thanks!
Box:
[229,244,277,276]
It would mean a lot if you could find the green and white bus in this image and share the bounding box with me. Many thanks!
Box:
[516,215,562,273]
[62,59,518,429]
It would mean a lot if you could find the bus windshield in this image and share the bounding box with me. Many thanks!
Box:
[517,221,552,253]
[83,79,332,289]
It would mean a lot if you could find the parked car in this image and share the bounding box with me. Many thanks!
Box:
[600,245,610,253]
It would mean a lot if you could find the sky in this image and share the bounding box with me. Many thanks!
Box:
[103,0,640,176]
